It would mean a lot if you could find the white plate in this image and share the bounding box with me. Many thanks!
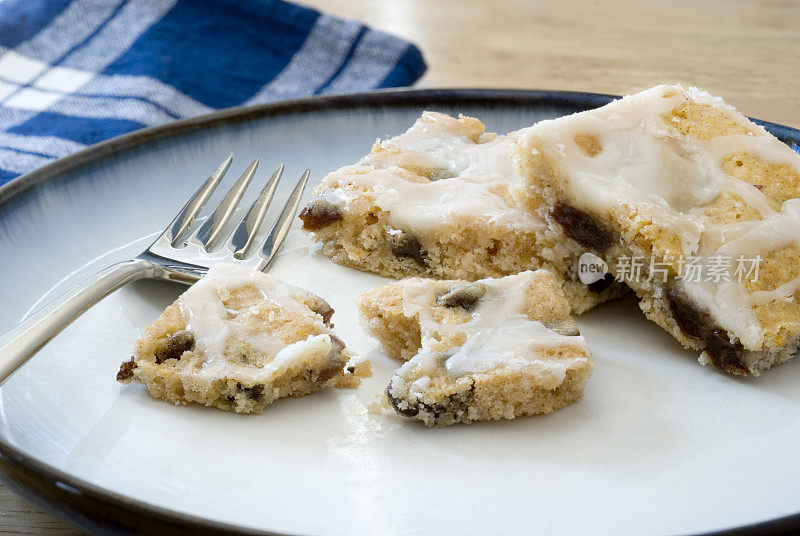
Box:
[1,90,800,536]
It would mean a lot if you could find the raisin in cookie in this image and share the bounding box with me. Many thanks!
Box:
[358,270,593,426]
[300,111,623,314]
[518,83,800,375]
[117,263,369,413]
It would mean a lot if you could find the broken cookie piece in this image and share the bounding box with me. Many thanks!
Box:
[117,263,370,413]
[358,270,593,426]
[518,83,800,375]
[300,111,624,314]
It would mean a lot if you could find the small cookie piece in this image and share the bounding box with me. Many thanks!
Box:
[118,263,369,413]
[358,270,593,426]
[300,111,624,314]
[518,84,800,375]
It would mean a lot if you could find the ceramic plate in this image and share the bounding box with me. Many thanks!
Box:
[1,90,800,536]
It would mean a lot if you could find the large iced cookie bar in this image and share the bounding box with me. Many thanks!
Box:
[117,264,369,413]
[518,84,800,375]
[358,270,593,426]
[300,111,622,314]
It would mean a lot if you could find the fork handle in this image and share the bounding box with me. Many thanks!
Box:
[0,259,155,385]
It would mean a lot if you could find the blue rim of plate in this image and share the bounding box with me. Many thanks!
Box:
[0,88,799,536]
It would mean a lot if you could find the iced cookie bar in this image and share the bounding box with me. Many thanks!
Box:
[300,111,623,314]
[518,84,800,375]
[117,263,369,413]
[358,270,593,426]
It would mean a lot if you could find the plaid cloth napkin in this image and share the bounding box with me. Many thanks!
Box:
[0,0,427,184]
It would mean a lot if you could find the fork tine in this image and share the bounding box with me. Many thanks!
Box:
[193,158,259,251]
[259,169,310,268]
[166,154,232,245]
[230,163,284,259]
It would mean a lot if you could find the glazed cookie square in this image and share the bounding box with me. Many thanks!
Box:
[299,111,623,314]
[518,84,800,375]
[358,270,593,426]
[117,263,369,413]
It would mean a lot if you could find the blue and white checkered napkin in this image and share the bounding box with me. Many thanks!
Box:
[0,0,427,184]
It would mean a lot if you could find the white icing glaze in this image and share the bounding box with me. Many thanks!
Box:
[396,271,589,383]
[683,199,800,347]
[524,84,800,350]
[367,111,517,181]
[177,263,334,383]
[317,111,544,236]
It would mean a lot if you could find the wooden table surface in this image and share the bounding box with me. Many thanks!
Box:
[3,0,800,533]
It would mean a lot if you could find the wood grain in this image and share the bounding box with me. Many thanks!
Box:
[3,0,799,533]
[306,0,800,128]
[0,486,84,535]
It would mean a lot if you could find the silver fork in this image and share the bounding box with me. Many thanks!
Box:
[0,155,309,384]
